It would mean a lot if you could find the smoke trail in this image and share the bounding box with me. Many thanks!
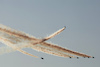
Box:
[0,46,16,54]
[44,26,66,41]
[31,45,74,58]
[0,44,30,55]
[0,24,37,40]
[40,42,92,58]
[0,36,38,58]
[0,44,74,58]
[0,24,92,58]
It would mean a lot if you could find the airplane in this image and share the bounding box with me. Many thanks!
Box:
[0,24,94,59]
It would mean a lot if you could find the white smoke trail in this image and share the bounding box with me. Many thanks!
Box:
[0,46,16,54]
[0,37,38,58]
[0,24,93,58]
[44,26,66,41]
[0,44,74,58]
[0,45,30,55]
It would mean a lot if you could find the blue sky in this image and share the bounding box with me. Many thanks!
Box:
[0,0,100,67]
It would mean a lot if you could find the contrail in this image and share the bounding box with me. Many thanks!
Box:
[0,24,94,59]
[0,44,74,58]
[0,36,38,58]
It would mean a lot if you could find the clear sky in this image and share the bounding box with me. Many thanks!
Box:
[0,0,100,67]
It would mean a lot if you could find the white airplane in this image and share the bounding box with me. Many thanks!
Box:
[0,24,94,59]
